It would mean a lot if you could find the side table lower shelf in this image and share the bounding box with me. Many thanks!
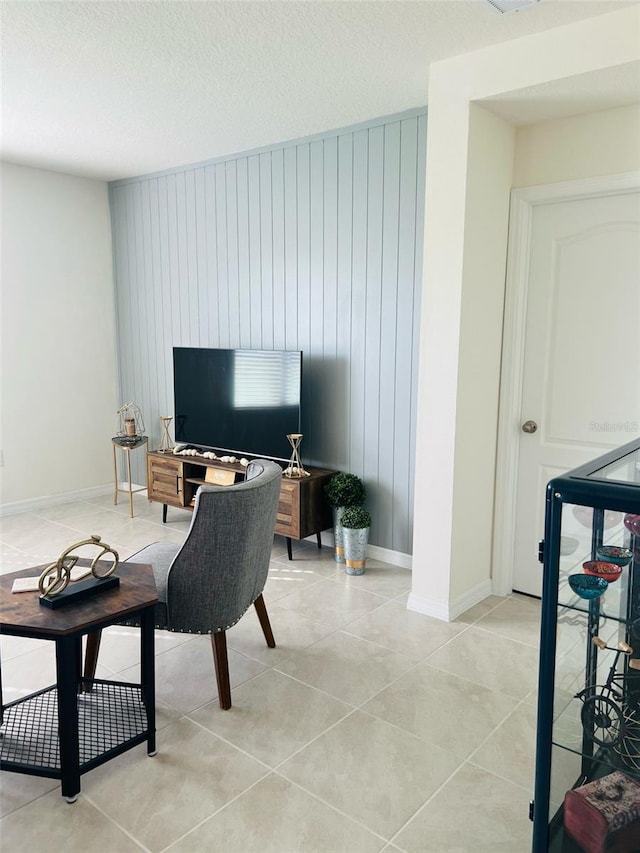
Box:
[0,562,158,801]
[0,679,151,781]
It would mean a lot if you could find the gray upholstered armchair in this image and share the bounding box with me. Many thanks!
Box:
[84,459,282,709]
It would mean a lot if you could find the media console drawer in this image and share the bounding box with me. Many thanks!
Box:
[147,454,184,508]
[276,480,300,538]
[146,451,336,546]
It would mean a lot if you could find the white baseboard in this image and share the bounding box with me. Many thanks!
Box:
[366,542,412,569]
[316,531,411,570]
[407,592,452,621]
[450,579,493,620]
[407,579,493,623]
[0,483,114,517]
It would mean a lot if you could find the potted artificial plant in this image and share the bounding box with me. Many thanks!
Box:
[341,506,372,575]
[325,473,366,563]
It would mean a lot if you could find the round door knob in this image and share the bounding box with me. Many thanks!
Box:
[522,420,538,434]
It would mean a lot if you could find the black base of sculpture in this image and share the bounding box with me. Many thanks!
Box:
[39,576,120,609]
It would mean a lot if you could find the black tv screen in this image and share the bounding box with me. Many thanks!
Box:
[173,347,302,462]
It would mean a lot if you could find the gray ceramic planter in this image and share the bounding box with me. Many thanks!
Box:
[343,526,369,575]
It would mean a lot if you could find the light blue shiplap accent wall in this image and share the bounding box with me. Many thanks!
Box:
[109,109,426,555]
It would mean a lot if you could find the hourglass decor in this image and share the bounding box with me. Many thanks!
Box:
[284,433,310,478]
[159,415,174,452]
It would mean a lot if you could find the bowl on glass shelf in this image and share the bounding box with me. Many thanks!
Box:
[624,514,640,537]
[568,574,608,600]
[595,545,633,567]
[572,506,623,530]
[582,560,623,583]
[561,536,580,556]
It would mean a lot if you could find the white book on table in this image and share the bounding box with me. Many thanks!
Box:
[11,566,92,593]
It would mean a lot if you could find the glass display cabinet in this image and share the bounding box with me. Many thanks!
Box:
[532,437,640,852]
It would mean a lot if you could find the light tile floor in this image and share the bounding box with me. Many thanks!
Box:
[0,493,538,852]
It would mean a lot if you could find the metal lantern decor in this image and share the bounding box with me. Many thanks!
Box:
[116,403,145,444]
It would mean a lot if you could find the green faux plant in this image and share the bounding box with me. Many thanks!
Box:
[341,506,372,529]
[325,473,366,508]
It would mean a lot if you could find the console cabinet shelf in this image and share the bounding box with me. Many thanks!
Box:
[146,451,336,559]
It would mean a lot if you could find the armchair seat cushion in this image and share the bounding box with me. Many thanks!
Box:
[124,541,179,629]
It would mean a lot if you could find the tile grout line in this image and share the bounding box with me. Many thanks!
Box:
[2,496,540,849]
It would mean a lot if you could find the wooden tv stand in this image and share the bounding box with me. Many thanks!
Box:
[146,450,336,560]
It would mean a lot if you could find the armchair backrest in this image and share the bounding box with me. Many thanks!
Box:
[164,459,282,633]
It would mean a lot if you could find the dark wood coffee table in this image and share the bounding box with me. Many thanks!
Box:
[0,561,158,801]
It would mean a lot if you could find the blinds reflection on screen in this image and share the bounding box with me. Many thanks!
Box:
[233,350,300,408]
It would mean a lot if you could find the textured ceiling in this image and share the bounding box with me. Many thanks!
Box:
[1,0,639,182]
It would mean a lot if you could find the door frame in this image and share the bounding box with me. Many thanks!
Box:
[492,170,640,597]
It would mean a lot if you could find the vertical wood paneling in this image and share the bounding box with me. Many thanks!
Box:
[214,163,229,348]
[409,113,427,549]
[138,180,156,422]
[259,152,274,350]
[335,133,354,471]
[309,139,325,453]
[296,144,311,357]
[283,145,298,351]
[394,118,419,551]
[235,160,252,348]
[322,136,338,461]
[247,155,262,346]
[271,149,286,351]
[194,168,208,346]
[225,161,241,347]
[350,129,369,475]
[175,173,190,343]
[165,174,182,342]
[109,110,426,555]
[202,167,215,345]
[379,121,401,549]
[364,125,384,505]
[156,176,173,403]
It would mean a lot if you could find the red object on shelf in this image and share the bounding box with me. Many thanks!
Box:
[564,771,640,853]
[624,514,640,537]
[582,560,623,583]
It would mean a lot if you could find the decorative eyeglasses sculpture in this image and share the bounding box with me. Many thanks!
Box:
[38,535,120,608]
[284,433,310,478]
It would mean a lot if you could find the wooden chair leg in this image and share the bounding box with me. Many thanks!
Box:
[211,631,232,710]
[254,593,276,648]
[83,630,102,692]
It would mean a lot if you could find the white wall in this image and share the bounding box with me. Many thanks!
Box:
[450,104,514,604]
[410,5,640,621]
[513,103,640,187]
[0,163,118,508]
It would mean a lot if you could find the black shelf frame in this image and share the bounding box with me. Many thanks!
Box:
[0,606,156,801]
[532,437,640,852]
[0,679,149,777]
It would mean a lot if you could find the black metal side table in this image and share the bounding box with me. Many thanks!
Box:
[0,561,158,802]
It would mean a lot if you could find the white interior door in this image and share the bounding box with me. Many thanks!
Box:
[512,189,640,597]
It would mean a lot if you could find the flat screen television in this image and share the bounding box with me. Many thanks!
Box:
[173,347,302,463]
